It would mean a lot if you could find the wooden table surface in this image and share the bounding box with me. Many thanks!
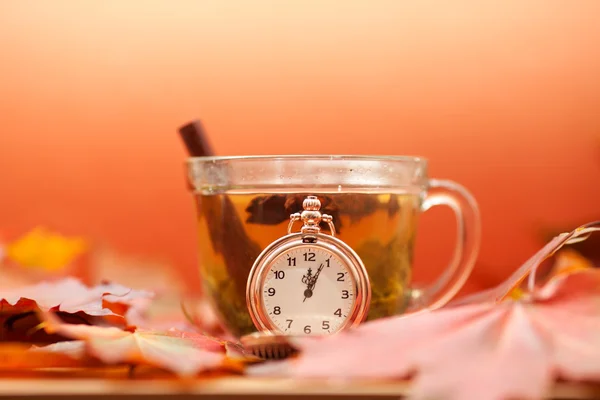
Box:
[0,370,599,400]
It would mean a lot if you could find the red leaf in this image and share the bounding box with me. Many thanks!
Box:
[0,278,154,344]
[250,269,600,400]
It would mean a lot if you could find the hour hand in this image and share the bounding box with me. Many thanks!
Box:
[302,268,314,302]
[303,264,323,302]
[301,268,313,286]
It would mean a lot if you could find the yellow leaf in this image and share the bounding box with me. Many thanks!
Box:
[6,227,88,272]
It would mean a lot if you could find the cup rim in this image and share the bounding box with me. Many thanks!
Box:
[186,154,429,191]
[186,154,427,165]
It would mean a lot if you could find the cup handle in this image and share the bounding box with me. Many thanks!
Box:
[408,179,482,312]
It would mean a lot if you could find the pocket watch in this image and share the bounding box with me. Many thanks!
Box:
[245,195,371,352]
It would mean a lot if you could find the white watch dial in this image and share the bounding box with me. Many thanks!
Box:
[261,246,356,335]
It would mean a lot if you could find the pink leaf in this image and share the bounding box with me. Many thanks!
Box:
[250,269,600,400]
[0,277,153,317]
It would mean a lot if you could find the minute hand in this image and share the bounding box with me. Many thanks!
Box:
[303,263,325,303]
[308,263,324,291]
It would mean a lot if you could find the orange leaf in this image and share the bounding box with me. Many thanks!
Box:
[0,342,96,370]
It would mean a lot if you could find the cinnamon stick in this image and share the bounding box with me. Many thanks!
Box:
[178,120,214,158]
[178,119,263,308]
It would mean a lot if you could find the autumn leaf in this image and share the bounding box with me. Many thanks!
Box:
[0,342,97,370]
[0,277,153,344]
[450,221,600,306]
[504,248,594,302]
[4,227,88,272]
[37,310,237,376]
[82,247,226,336]
[30,340,88,360]
[0,277,153,318]
[249,268,600,400]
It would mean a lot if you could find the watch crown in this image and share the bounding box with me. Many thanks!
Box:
[303,196,321,211]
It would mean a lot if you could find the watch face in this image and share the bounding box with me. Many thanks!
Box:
[247,234,371,337]
[261,245,356,335]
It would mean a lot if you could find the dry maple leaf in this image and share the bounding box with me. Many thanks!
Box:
[1,227,95,286]
[0,277,153,317]
[38,310,234,376]
[0,277,153,344]
[0,341,97,370]
[249,267,600,400]
[30,340,89,360]
[4,227,88,273]
[450,221,600,307]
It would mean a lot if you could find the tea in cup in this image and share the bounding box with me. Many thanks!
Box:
[186,155,480,338]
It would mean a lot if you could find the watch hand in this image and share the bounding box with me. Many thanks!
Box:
[309,263,324,291]
[303,263,324,302]
[301,268,313,286]
[302,268,314,302]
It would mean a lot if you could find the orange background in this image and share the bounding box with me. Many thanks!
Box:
[1,1,599,296]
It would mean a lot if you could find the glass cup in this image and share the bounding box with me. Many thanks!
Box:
[186,155,481,338]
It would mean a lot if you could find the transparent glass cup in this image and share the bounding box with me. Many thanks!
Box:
[186,155,481,338]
